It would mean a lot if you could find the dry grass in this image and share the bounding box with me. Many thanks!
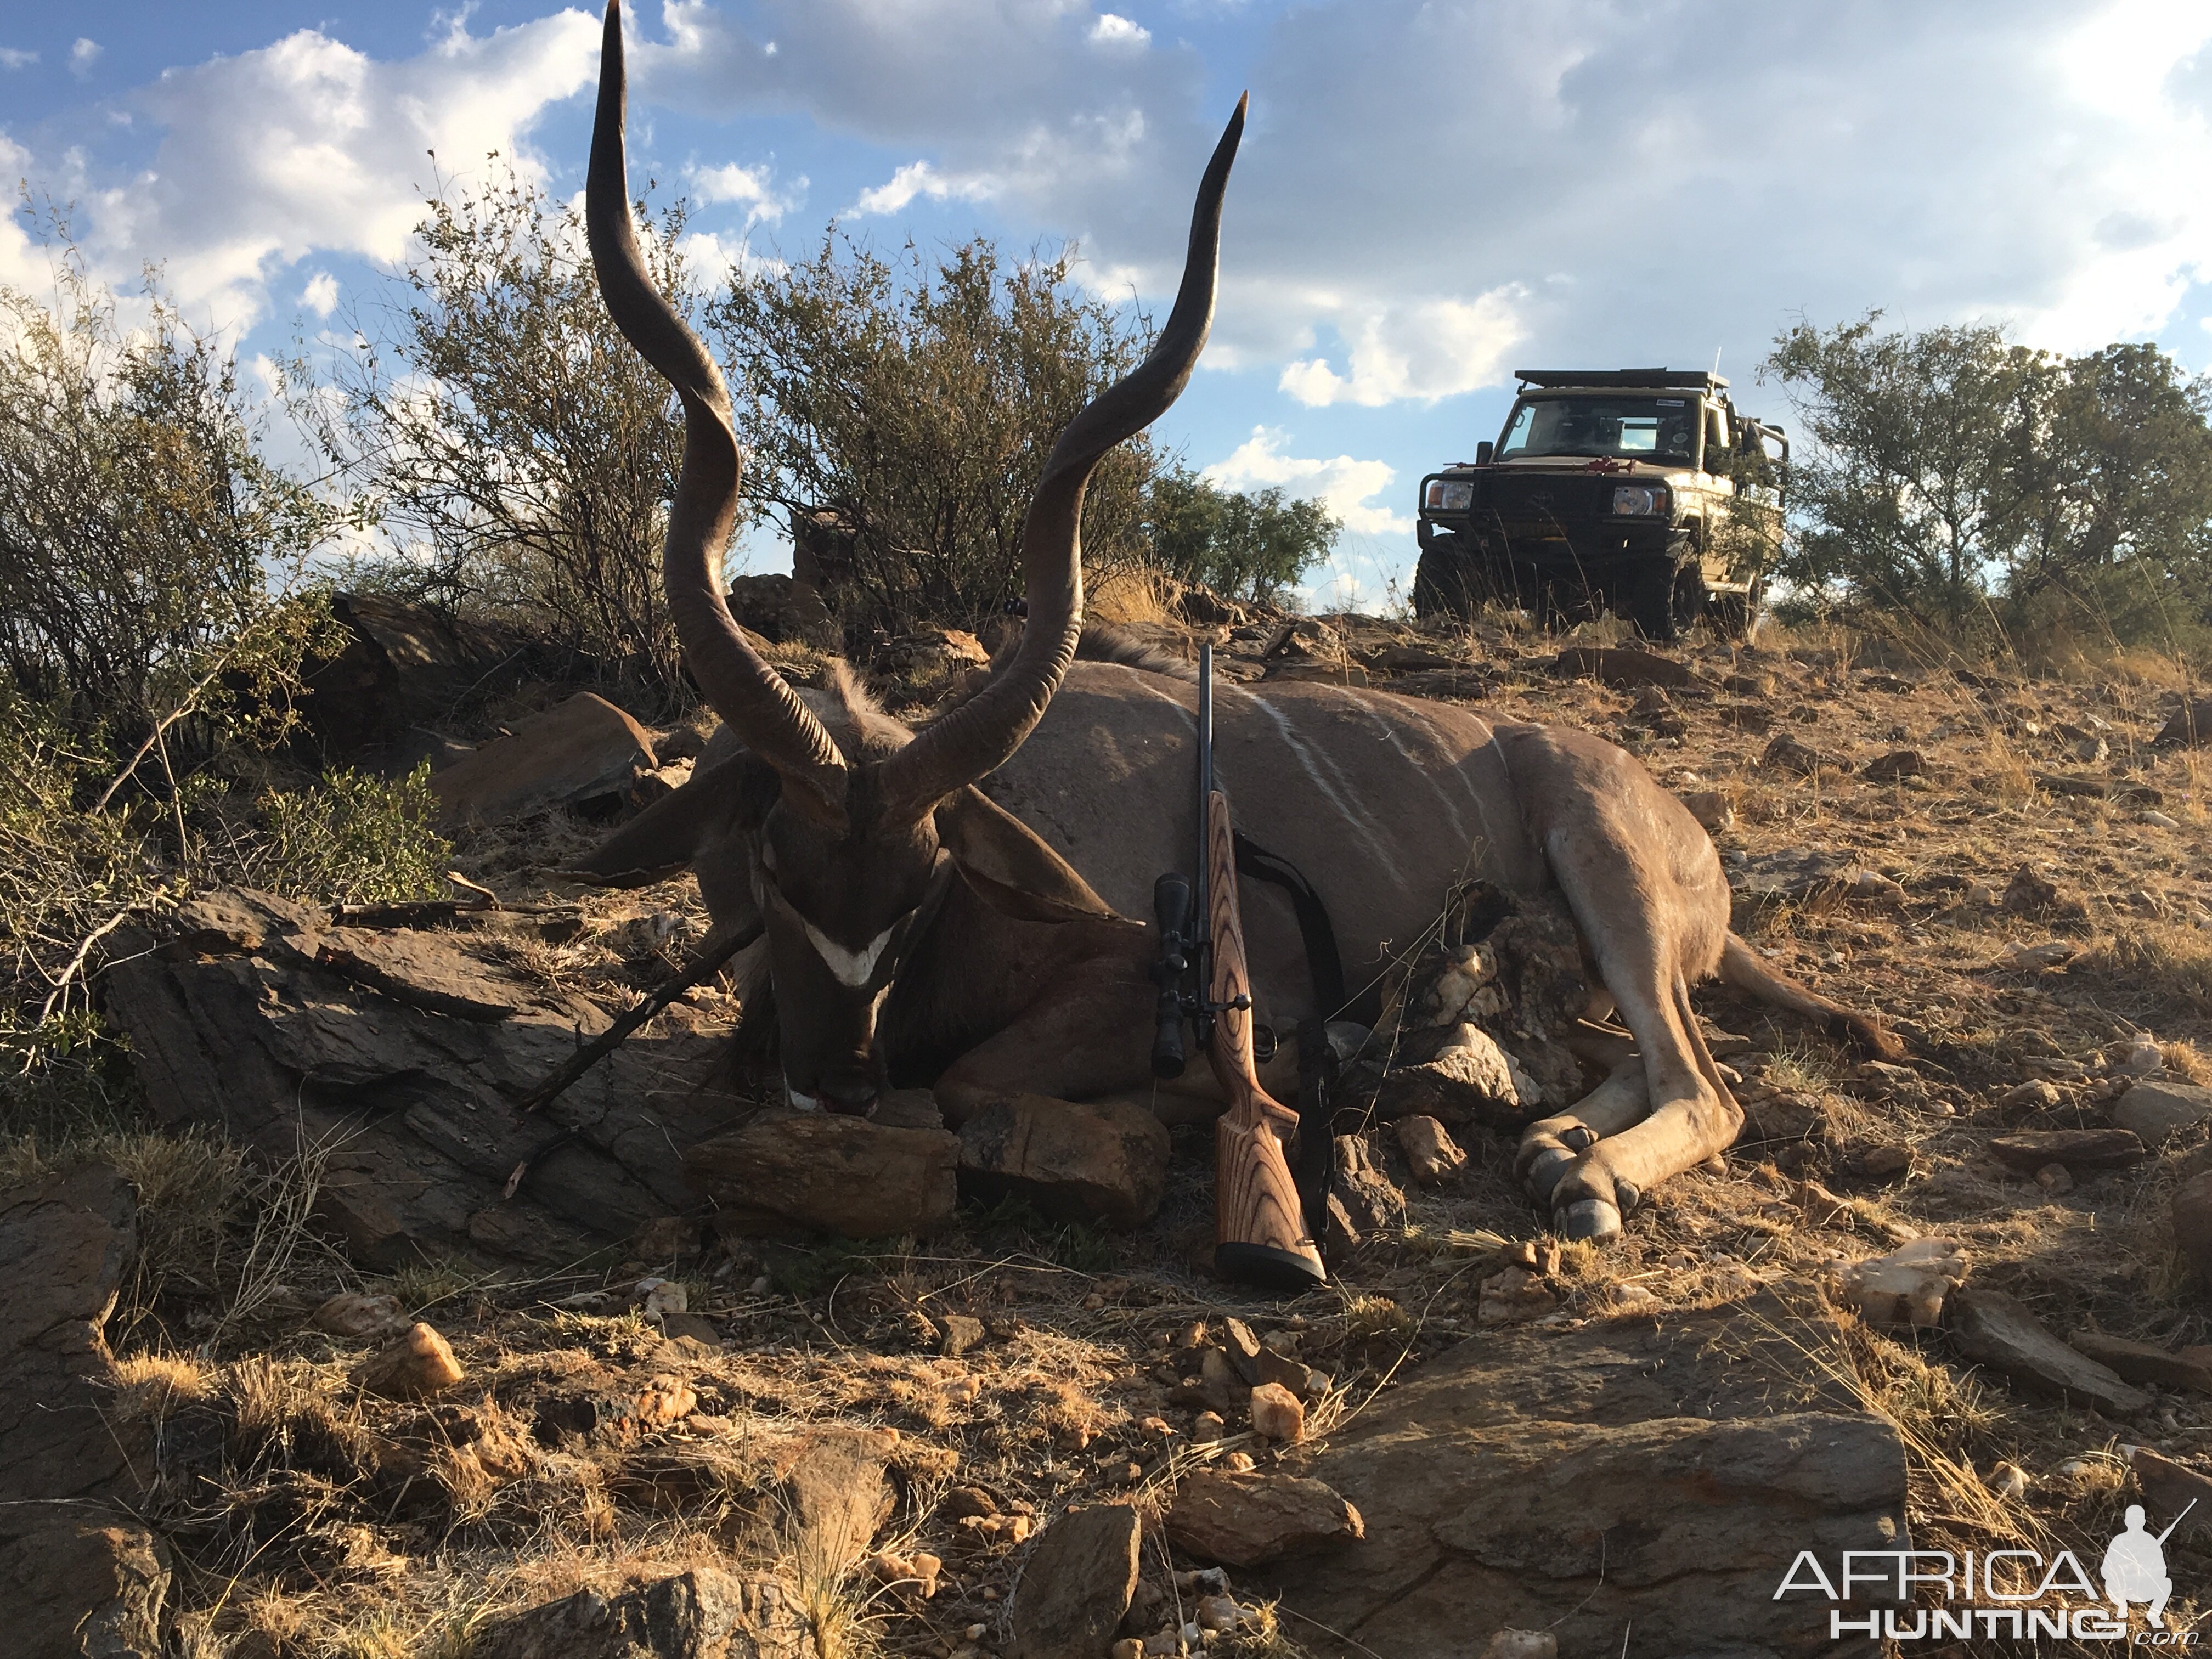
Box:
[1087,563,1177,628]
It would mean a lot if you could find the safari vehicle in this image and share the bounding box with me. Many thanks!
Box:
[1412,369,1787,640]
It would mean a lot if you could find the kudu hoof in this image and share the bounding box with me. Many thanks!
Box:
[1523,1146,1574,1203]
[1558,1198,1623,1242]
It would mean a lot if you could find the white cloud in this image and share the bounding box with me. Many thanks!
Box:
[845,159,995,218]
[688,159,804,223]
[1279,289,1527,408]
[1090,14,1151,49]
[69,38,100,78]
[0,47,37,70]
[300,272,339,317]
[1203,426,1411,537]
[47,13,598,329]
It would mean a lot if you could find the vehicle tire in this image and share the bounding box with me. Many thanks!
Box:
[1413,533,1483,619]
[1623,555,1704,643]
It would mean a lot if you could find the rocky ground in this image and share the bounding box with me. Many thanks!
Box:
[10,595,2212,1659]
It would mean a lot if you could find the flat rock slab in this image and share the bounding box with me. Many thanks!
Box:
[104,889,735,1268]
[2130,1449,2212,1537]
[432,691,657,827]
[956,1094,1170,1229]
[687,1114,959,1239]
[1010,1504,1142,1658]
[2176,1170,2212,1282]
[1949,1288,2151,1415]
[2155,695,2212,747]
[473,1567,807,1659]
[2113,1080,2212,1146]
[1166,1471,1363,1567]
[1251,1289,1907,1658]
[2069,1331,2212,1394]
[1550,646,1695,689]
[1988,1128,2145,1172]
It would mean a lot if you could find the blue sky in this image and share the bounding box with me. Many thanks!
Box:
[5,0,2211,607]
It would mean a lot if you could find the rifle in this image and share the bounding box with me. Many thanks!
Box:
[1151,642,1326,1291]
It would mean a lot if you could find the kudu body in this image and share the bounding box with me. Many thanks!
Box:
[579,1,1898,1240]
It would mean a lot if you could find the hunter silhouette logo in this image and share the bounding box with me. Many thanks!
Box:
[1776,1499,2200,1642]
[2104,1500,2193,1628]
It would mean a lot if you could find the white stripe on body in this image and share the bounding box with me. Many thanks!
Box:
[1228,688,1409,888]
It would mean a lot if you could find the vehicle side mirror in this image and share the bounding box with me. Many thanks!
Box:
[1475,441,1494,466]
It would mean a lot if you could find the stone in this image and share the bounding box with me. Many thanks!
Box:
[1165,1471,1364,1567]
[1830,1238,1968,1328]
[727,572,841,650]
[1246,1289,1909,1658]
[938,1314,986,1359]
[2113,1080,2212,1146]
[431,692,658,826]
[1996,1079,2063,1109]
[2127,1448,2212,1536]
[304,592,537,761]
[1680,789,1734,832]
[2174,1170,2212,1282]
[956,1094,1171,1228]
[354,1322,466,1401]
[1948,1288,2151,1415]
[2154,695,2212,747]
[1861,748,1926,781]
[0,1168,171,1659]
[776,1429,896,1574]
[689,1114,961,1239]
[472,1567,806,1659]
[1249,1383,1306,1443]
[2068,1333,2212,1394]
[1328,1135,1403,1245]
[1760,731,1840,775]
[312,1290,410,1341]
[1478,1633,1557,1659]
[1988,1127,2143,1170]
[1374,1030,1538,1126]
[2036,1163,2075,1194]
[1477,1267,1560,1326]
[1856,1142,1914,1178]
[1396,1116,1468,1185]
[1009,1505,1142,1659]
[2003,865,2062,914]
[2118,1035,2166,1076]
[1549,646,1694,689]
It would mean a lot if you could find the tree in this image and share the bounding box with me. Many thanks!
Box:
[0,244,339,742]
[712,234,1154,631]
[1145,464,1338,603]
[1761,313,2045,631]
[303,160,696,707]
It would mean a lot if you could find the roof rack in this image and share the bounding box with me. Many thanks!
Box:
[1511,368,1729,391]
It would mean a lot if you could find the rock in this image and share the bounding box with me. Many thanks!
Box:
[727,572,840,650]
[1478,1633,1556,1659]
[472,1567,806,1659]
[1989,1127,2144,1171]
[1948,1288,2151,1415]
[354,1322,466,1401]
[1996,1078,2063,1109]
[2036,1163,2075,1194]
[0,1168,171,1659]
[1986,1460,2030,1498]
[1198,1347,1248,1416]
[776,1429,896,1574]
[2175,1170,2212,1282]
[1009,1505,1141,1659]
[534,1373,699,1448]
[689,1114,961,1238]
[2068,1333,2212,1394]
[1861,748,1926,781]
[1476,1267,1559,1326]
[2154,695,2212,747]
[2113,1080,2212,1145]
[1329,1135,1404,1244]
[1374,1029,1538,1126]
[1248,1289,1908,1658]
[956,1094,1170,1228]
[431,692,658,826]
[1166,1471,1363,1567]
[1856,1142,1914,1178]
[1395,1116,1467,1186]
[1831,1238,1968,1328]
[1680,789,1734,832]
[1249,1383,1306,1443]
[2002,864,2062,914]
[938,1314,986,1359]
[304,592,537,761]
[1760,731,1839,775]
[2127,1448,2212,1535]
[1550,646,1694,689]
[312,1291,410,1341]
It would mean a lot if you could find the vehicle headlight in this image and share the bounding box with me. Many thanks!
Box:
[1611,484,1671,517]
[1424,479,1474,511]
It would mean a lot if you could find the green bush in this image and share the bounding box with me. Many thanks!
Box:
[247,764,450,908]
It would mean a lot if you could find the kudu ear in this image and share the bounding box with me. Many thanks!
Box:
[934,787,1129,926]
[558,754,764,887]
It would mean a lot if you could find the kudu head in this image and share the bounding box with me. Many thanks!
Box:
[586,1,1242,1113]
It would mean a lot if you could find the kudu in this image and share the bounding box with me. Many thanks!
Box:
[577,0,1900,1241]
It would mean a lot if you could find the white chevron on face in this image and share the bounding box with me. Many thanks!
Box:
[803,918,896,988]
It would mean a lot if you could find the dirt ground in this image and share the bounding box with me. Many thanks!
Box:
[40,608,2212,1657]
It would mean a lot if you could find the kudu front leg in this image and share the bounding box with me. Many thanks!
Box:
[931,958,1160,1127]
[1515,1058,1652,1207]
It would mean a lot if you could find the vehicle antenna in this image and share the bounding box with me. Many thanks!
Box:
[1712,346,1723,377]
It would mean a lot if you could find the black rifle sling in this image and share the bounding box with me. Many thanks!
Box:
[1231,830,1342,1244]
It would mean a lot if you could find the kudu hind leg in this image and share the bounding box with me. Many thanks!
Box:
[1516,1058,1652,1206]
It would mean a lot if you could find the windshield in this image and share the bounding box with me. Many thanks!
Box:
[1497,396,1697,464]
